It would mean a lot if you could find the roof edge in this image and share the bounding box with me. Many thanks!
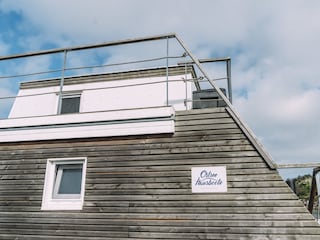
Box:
[225,107,276,169]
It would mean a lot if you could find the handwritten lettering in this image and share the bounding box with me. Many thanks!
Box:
[195,170,223,186]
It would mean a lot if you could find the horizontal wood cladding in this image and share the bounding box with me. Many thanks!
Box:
[0,107,319,239]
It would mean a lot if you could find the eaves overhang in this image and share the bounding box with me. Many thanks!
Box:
[0,106,175,142]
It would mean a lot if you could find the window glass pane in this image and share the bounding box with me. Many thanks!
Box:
[60,97,80,114]
[58,165,82,194]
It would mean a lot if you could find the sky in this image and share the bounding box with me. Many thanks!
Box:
[0,0,320,178]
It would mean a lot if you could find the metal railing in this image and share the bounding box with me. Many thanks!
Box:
[0,33,233,119]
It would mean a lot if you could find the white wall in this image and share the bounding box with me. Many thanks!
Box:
[9,73,193,118]
[9,87,59,118]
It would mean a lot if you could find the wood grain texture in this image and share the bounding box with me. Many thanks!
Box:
[0,107,319,239]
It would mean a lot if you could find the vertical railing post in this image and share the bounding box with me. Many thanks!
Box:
[184,61,188,110]
[166,37,169,106]
[308,167,320,214]
[226,59,232,104]
[57,50,68,114]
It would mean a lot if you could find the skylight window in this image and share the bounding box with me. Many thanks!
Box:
[41,157,87,211]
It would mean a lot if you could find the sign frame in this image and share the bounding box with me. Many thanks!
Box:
[191,166,228,193]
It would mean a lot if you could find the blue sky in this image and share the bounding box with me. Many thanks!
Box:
[1,0,320,179]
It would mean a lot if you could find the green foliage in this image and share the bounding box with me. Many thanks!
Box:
[286,174,312,203]
[294,174,312,202]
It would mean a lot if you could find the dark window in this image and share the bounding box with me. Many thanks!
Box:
[60,95,80,114]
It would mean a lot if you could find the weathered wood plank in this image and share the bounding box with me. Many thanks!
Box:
[0,205,308,215]
[3,223,320,237]
[175,112,230,121]
[0,138,252,154]
[86,199,305,208]
[1,153,263,166]
[175,122,238,131]
[84,180,287,191]
[1,199,303,208]
[128,232,320,240]
[83,193,298,201]
[0,187,292,198]
[1,107,319,239]
[0,228,127,238]
[1,214,316,227]
[0,235,124,240]
[174,117,235,126]
[0,211,314,221]
[0,129,245,152]
[176,107,227,115]
[0,142,255,158]
[0,178,275,192]
[173,128,243,137]
[128,225,320,235]
[0,165,272,178]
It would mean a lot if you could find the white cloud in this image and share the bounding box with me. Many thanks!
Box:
[0,40,10,55]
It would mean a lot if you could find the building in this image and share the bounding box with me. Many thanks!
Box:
[0,34,320,239]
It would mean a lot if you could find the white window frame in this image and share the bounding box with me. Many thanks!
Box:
[58,92,82,114]
[41,157,87,211]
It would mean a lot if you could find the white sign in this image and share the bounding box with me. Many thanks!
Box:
[191,166,227,193]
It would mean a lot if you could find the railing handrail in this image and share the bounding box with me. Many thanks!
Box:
[0,33,177,61]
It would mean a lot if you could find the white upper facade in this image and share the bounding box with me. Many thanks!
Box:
[0,66,195,142]
[9,66,194,118]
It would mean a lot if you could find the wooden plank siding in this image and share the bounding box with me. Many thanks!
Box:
[0,107,320,239]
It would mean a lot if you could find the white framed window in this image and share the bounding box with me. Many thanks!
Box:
[41,157,87,211]
[59,92,81,114]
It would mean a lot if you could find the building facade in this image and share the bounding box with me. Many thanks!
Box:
[0,35,320,239]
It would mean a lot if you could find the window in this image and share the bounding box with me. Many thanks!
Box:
[60,93,81,114]
[53,164,83,199]
[41,158,87,211]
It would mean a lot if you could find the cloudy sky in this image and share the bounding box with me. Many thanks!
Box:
[0,0,320,178]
